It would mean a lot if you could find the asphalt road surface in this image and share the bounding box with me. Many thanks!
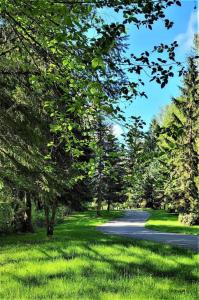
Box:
[98,210,199,251]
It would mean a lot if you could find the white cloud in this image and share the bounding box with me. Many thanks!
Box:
[175,10,198,52]
[112,124,123,137]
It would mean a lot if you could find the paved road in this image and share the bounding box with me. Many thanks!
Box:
[98,210,199,251]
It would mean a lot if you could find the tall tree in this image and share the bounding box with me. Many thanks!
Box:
[155,40,199,223]
[0,0,185,233]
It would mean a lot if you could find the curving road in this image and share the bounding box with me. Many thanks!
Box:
[98,210,199,251]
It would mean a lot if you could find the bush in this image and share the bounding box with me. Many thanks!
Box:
[0,202,13,233]
[179,213,199,226]
[32,208,46,228]
[32,205,72,228]
[139,199,147,208]
[56,206,72,224]
[164,203,176,213]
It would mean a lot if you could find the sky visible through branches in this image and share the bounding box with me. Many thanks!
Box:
[101,0,198,137]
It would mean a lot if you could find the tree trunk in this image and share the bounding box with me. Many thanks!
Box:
[96,115,103,217]
[19,191,34,233]
[107,201,111,212]
[44,198,58,236]
[96,196,102,216]
[46,223,54,236]
[24,193,34,232]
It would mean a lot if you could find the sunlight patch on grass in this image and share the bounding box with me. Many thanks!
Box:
[145,209,199,235]
[0,210,198,300]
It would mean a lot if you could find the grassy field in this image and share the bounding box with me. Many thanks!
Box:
[145,209,199,235]
[0,210,199,300]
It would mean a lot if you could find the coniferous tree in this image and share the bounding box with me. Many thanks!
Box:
[156,42,199,223]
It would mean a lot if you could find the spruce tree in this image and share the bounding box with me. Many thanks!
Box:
[156,47,199,223]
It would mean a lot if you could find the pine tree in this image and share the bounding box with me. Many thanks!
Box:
[174,55,199,221]
[125,117,146,207]
[156,48,199,224]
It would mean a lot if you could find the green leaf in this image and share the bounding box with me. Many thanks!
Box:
[0,180,4,191]
[47,141,54,147]
[68,124,73,131]
[90,87,98,95]
[91,57,105,69]
[62,59,69,66]
[101,105,114,114]
[64,16,73,26]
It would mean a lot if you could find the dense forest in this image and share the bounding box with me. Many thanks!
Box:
[0,0,198,238]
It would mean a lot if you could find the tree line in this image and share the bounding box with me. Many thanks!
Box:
[0,0,198,236]
[126,37,199,226]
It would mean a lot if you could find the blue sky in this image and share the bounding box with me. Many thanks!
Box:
[102,0,198,136]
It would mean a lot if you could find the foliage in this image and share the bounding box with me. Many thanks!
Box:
[125,117,164,209]
[0,202,13,233]
[0,0,187,234]
[91,122,126,213]
[125,38,199,224]
[125,116,146,207]
[156,49,199,221]
[178,213,199,226]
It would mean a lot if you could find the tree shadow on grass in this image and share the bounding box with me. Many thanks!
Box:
[7,240,198,300]
[83,241,199,284]
[1,213,199,298]
[3,236,198,300]
[9,271,76,287]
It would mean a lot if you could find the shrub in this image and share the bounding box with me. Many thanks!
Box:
[164,203,176,213]
[139,199,147,208]
[179,213,199,226]
[56,206,71,224]
[32,208,46,228]
[32,205,72,228]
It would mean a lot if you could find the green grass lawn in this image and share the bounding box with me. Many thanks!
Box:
[145,209,199,235]
[0,210,199,300]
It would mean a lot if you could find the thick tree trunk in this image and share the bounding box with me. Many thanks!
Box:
[107,201,111,212]
[46,223,54,236]
[44,198,58,236]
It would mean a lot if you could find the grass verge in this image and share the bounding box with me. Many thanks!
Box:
[145,209,199,235]
[0,210,198,300]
